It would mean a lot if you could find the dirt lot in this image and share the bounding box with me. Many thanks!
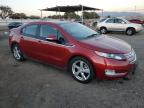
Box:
[0,29,144,108]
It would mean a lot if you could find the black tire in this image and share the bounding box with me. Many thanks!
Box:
[69,57,95,83]
[12,44,25,61]
[100,27,107,34]
[126,28,135,36]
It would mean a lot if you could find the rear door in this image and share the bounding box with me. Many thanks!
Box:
[19,24,42,59]
[113,18,127,31]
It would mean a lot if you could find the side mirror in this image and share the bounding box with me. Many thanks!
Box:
[46,35,57,41]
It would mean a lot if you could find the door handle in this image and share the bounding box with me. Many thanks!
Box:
[38,40,42,43]
[21,36,24,39]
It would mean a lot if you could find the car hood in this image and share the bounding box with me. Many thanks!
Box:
[79,35,132,54]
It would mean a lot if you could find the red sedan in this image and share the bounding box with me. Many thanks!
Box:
[129,19,144,25]
[9,21,137,83]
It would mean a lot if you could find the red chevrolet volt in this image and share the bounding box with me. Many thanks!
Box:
[9,21,137,83]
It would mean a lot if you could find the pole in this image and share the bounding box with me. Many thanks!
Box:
[40,10,43,20]
[58,6,61,19]
[81,5,84,24]
[134,5,136,12]
[102,9,104,18]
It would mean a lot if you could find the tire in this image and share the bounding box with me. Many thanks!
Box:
[12,44,25,61]
[126,28,135,36]
[69,57,95,83]
[100,27,107,34]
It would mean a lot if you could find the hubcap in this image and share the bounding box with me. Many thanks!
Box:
[101,29,106,34]
[127,30,132,35]
[13,46,21,60]
[72,60,90,81]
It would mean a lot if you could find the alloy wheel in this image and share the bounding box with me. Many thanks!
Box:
[72,60,90,81]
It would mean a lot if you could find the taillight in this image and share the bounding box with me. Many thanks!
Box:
[9,30,14,37]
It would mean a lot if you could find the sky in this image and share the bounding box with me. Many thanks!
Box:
[1,0,144,16]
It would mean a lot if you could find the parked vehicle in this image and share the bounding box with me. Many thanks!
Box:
[97,17,143,36]
[129,19,144,25]
[9,21,137,83]
[92,18,107,27]
[8,22,23,30]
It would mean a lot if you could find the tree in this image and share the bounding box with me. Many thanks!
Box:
[10,13,27,19]
[83,11,99,19]
[28,15,40,19]
[0,5,13,19]
[48,15,62,19]
[64,12,80,19]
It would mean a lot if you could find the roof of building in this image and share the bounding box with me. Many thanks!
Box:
[42,5,102,12]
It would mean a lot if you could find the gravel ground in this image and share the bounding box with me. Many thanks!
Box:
[0,29,144,108]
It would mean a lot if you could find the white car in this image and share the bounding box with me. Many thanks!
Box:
[97,17,143,35]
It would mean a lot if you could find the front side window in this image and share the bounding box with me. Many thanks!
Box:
[99,18,106,22]
[106,19,114,23]
[40,24,67,45]
[22,24,38,37]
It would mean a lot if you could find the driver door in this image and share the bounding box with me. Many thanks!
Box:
[37,24,71,67]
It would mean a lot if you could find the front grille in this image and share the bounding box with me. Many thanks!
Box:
[125,50,137,64]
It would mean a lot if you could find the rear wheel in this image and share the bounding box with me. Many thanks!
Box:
[100,27,107,34]
[12,44,25,61]
[69,57,95,83]
[126,28,135,36]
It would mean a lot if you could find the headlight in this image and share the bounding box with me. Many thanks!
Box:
[95,51,126,60]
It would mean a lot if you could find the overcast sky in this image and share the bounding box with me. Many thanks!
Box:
[1,0,144,16]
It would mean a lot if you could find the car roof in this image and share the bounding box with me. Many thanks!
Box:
[29,21,73,25]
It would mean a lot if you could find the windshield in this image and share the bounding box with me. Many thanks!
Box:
[99,18,106,22]
[59,22,99,40]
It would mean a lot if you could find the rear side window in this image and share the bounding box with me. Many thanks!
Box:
[115,19,126,24]
[40,25,57,38]
[106,19,114,23]
[22,24,38,37]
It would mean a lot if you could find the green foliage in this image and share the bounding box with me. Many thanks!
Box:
[10,13,27,19]
[48,15,63,19]
[0,5,13,19]
[63,12,80,19]
[48,12,99,19]
[83,11,100,19]
[28,15,40,19]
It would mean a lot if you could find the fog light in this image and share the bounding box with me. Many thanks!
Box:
[105,70,116,76]
[105,69,127,76]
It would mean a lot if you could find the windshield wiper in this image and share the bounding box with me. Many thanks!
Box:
[86,34,98,38]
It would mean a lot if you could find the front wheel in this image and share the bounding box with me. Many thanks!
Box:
[100,27,107,34]
[69,57,95,83]
[12,44,25,61]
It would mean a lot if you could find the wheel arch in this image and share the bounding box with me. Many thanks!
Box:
[100,26,107,30]
[126,27,136,32]
[67,54,96,76]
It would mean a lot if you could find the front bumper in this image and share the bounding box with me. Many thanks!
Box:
[91,51,137,80]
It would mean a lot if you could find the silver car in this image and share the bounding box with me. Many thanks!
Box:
[97,17,143,36]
